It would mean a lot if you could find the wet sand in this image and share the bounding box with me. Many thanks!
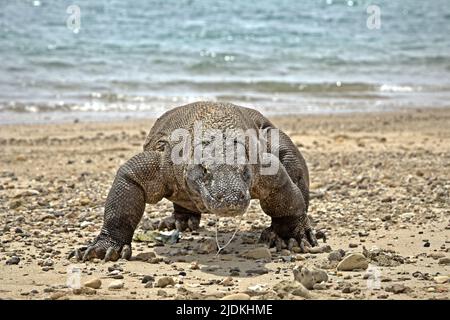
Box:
[0,107,449,300]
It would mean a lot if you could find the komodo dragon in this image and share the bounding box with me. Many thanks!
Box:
[69,102,318,262]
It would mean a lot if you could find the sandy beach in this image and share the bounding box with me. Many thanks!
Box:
[0,107,449,300]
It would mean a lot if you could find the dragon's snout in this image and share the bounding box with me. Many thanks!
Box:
[185,163,252,216]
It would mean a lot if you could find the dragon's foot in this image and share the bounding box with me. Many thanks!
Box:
[68,235,131,262]
[258,215,318,252]
[158,212,201,232]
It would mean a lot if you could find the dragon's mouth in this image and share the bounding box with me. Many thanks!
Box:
[199,185,248,217]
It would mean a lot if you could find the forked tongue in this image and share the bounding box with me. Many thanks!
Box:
[214,214,243,255]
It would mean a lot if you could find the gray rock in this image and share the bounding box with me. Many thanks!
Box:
[337,253,369,271]
[221,293,250,300]
[135,252,157,262]
[293,266,328,289]
[84,278,102,289]
[197,238,217,254]
[242,247,272,260]
[6,256,20,265]
[385,284,410,294]
[273,280,311,299]
[141,275,155,284]
[108,280,124,290]
[328,249,346,262]
[155,276,175,288]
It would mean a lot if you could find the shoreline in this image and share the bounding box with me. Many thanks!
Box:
[0,106,449,300]
[1,105,449,126]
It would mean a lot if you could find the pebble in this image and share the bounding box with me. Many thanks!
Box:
[43,259,54,267]
[328,249,345,262]
[221,293,250,300]
[157,289,168,297]
[433,276,449,284]
[220,277,234,286]
[50,292,66,300]
[438,257,450,265]
[306,245,332,254]
[73,287,96,295]
[108,280,124,290]
[242,247,271,260]
[135,252,156,262]
[142,275,155,284]
[155,276,175,288]
[337,253,369,271]
[197,238,217,254]
[385,284,410,294]
[84,278,102,289]
[6,256,20,265]
[293,266,328,290]
[273,280,311,299]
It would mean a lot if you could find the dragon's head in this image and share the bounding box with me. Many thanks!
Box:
[185,162,252,217]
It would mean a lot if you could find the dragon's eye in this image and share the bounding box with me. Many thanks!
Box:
[156,140,167,151]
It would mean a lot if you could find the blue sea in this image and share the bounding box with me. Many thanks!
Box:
[1,0,450,123]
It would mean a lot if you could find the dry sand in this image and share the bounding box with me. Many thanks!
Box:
[0,107,449,300]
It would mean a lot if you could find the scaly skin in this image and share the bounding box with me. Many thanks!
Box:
[69,102,317,261]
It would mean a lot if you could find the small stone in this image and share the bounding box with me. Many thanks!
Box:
[342,286,355,294]
[242,247,272,260]
[79,198,90,206]
[328,249,345,262]
[424,242,431,248]
[135,252,156,262]
[6,256,20,265]
[433,276,449,284]
[273,280,311,299]
[84,278,102,289]
[108,280,124,290]
[73,287,96,295]
[349,243,358,248]
[80,221,92,228]
[157,289,168,297]
[43,259,54,267]
[293,266,328,290]
[306,245,332,254]
[438,257,450,265]
[220,277,233,286]
[155,276,175,288]
[221,293,250,300]
[144,282,153,288]
[50,292,66,300]
[385,284,410,294]
[9,200,22,209]
[428,253,445,260]
[337,253,369,271]
[400,212,415,220]
[141,275,155,284]
[190,261,200,270]
[197,238,217,254]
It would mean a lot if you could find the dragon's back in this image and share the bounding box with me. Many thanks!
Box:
[143,102,274,150]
